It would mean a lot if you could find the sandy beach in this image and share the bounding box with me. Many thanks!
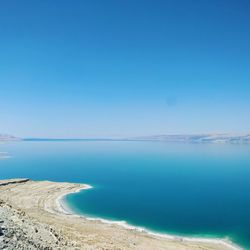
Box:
[0,179,240,250]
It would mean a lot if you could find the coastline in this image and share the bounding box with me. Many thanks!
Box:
[0,178,242,250]
[58,187,241,250]
[55,185,93,215]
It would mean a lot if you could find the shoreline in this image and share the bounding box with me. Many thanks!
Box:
[57,186,241,250]
[0,179,243,250]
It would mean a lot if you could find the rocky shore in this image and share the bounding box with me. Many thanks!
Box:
[0,179,240,250]
[0,200,70,249]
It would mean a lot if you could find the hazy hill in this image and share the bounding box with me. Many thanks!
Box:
[130,134,250,144]
[0,134,20,141]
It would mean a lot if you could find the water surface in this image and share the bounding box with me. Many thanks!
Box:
[0,141,250,249]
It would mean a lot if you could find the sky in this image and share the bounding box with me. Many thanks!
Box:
[0,0,250,138]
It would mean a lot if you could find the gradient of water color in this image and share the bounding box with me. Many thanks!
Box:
[1,141,250,249]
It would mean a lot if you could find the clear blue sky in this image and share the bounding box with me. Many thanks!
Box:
[0,0,249,138]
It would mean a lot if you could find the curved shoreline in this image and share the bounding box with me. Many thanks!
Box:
[58,186,241,250]
[0,179,243,250]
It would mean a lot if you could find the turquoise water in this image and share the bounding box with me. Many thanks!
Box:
[1,141,250,249]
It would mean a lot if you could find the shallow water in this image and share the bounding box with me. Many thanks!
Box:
[1,141,250,249]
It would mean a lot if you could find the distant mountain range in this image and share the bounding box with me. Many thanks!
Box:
[0,134,20,141]
[1,133,250,144]
[129,134,250,144]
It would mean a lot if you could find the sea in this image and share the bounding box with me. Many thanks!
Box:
[1,140,250,249]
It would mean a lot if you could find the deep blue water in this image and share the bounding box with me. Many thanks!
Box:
[1,141,250,249]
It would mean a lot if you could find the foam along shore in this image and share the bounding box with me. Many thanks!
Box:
[0,179,241,250]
